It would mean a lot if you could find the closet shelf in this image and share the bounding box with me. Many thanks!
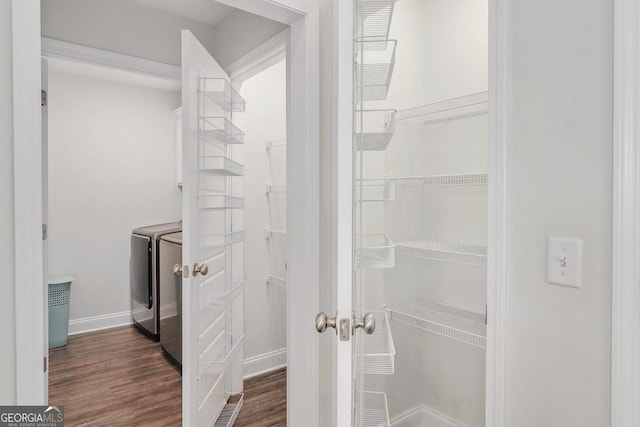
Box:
[354,311,396,375]
[200,333,245,376]
[213,394,244,427]
[356,234,395,269]
[203,280,245,308]
[266,138,287,150]
[199,195,244,210]
[356,179,396,202]
[200,117,245,145]
[385,300,486,348]
[356,0,397,40]
[200,156,244,176]
[265,229,287,240]
[355,109,396,151]
[394,173,488,187]
[201,231,244,252]
[355,391,390,427]
[266,184,287,194]
[395,240,487,267]
[200,78,246,113]
[396,91,488,123]
[356,39,397,101]
[266,273,286,288]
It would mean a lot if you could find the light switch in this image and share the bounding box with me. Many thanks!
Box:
[547,237,582,288]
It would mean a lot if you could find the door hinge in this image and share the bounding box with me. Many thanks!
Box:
[42,224,47,241]
[41,90,47,107]
[44,356,47,372]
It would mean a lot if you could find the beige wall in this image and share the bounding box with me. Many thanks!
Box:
[0,0,16,405]
[505,0,612,425]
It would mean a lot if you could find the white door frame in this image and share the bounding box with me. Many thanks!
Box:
[611,0,640,425]
[12,1,321,425]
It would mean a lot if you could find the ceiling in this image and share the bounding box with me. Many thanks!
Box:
[128,0,235,27]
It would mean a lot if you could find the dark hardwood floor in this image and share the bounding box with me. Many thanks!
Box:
[49,326,285,426]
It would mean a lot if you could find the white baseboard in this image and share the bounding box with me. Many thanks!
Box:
[68,310,132,335]
[391,405,464,427]
[243,348,287,379]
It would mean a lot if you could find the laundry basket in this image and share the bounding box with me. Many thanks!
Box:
[48,276,73,349]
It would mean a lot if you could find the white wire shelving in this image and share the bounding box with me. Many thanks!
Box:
[202,280,245,308]
[395,240,487,267]
[356,0,397,40]
[200,78,246,113]
[355,109,397,151]
[266,138,287,150]
[265,228,287,240]
[200,156,244,176]
[354,391,390,427]
[385,300,486,348]
[201,231,244,254]
[396,91,489,124]
[213,394,244,427]
[266,184,287,194]
[200,333,245,376]
[200,117,245,145]
[355,234,395,269]
[354,311,396,375]
[266,273,286,288]
[356,179,396,202]
[356,39,397,101]
[199,195,244,210]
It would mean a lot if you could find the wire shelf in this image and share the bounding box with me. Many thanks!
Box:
[396,91,489,123]
[266,272,286,288]
[200,117,245,145]
[200,78,246,113]
[356,0,397,40]
[356,179,395,202]
[355,109,396,151]
[395,241,487,267]
[199,195,244,210]
[394,173,488,188]
[354,311,396,375]
[265,229,287,240]
[201,231,244,252]
[266,138,287,150]
[200,156,244,176]
[266,184,287,194]
[213,394,244,427]
[356,39,397,101]
[356,234,395,269]
[203,280,245,308]
[200,333,245,375]
[385,300,486,348]
[355,391,390,427]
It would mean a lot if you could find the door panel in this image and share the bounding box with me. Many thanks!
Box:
[181,30,245,426]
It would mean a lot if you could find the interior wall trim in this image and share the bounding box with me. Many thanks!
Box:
[486,0,507,425]
[41,37,181,80]
[227,29,288,83]
[242,348,287,379]
[611,0,640,424]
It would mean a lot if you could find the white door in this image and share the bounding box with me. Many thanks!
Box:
[181,30,246,426]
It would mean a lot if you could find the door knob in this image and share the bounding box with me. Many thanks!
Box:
[173,264,183,276]
[354,313,376,334]
[192,263,209,277]
[315,312,336,333]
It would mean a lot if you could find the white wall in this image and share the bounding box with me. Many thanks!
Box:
[0,0,16,405]
[47,61,182,322]
[41,0,286,69]
[504,0,612,425]
[234,59,287,375]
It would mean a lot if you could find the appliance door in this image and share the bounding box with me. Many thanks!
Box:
[131,234,152,309]
[160,239,182,365]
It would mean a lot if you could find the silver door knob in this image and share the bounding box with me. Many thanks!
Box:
[354,313,376,334]
[192,263,209,277]
[316,312,337,333]
[173,264,183,276]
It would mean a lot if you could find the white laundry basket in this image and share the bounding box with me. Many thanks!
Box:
[48,276,73,349]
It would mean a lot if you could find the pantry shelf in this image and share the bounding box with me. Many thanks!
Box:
[394,173,488,188]
[201,231,244,253]
[200,156,244,176]
[200,78,246,113]
[355,109,396,151]
[356,0,397,40]
[355,179,396,202]
[203,280,245,308]
[354,311,396,375]
[395,240,487,267]
[266,184,287,194]
[356,39,397,101]
[385,300,486,348]
[213,394,244,427]
[355,391,390,427]
[265,229,287,240]
[266,138,287,150]
[200,333,245,376]
[200,117,245,145]
[356,234,395,269]
[266,273,286,288]
[396,91,488,123]
[199,195,244,210]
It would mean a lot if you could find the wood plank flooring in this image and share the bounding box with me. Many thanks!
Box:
[49,326,286,426]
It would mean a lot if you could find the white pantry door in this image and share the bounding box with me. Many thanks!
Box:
[181,30,245,427]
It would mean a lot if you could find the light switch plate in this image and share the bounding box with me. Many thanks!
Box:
[547,237,582,288]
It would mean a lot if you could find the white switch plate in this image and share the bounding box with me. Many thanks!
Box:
[547,237,582,288]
